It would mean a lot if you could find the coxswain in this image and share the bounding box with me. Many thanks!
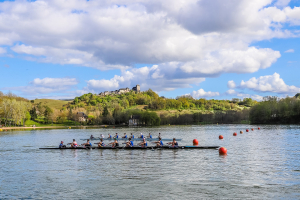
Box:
[107,134,112,139]
[97,139,105,148]
[167,138,178,147]
[139,133,144,138]
[122,133,127,139]
[113,133,119,139]
[130,133,134,139]
[126,138,134,147]
[109,138,119,147]
[147,133,152,138]
[59,141,66,148]
[82,139,92,147]
[69,139,78,148]
[153,138,163,147]
[139,138,147,147]
[90,135,95,139]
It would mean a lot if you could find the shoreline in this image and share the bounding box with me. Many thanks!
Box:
[0,125,109,130]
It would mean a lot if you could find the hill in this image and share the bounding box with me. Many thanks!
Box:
[33,99,71,110]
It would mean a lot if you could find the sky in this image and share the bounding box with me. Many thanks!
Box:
[0,0,300,101]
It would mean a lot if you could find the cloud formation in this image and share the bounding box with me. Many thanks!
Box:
[190,89,220,99]
[3,77,79,96]
[0,0,299,98]
[240,73,300,94]
[284,49,294,53]
[227,81,236,89]
[0,1,297,73]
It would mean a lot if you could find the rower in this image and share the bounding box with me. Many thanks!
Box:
[139,133,144,138]
[153,138,163,147]
[113,133,119,139]
[139,138,147,147]
[130,133,134,139]
[90,135,95,139]
[158,133,162,139]
[147,133,152,138]
[100,134,104,139]
[107,134,112,139]
[69,139,78,148]
[97,139,105,148]
[126,138,134,147]
[59,141,66,148]
[122,133,127,139]
[109,138,119,147]
[82,139,92,147]
[167,138,178,147]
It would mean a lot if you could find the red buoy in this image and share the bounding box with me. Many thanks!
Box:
[219,147,227,155]
[219,135,224,140]
[258,127,260,130]
[251,128,254,131]
[240,131,243,134]
[193,139,199,145]
[233,132,237,136]
[246,129,249,132]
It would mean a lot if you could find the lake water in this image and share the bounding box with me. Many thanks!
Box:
[0,125,300,199]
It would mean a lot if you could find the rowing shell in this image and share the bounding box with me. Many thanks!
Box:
[39,146,219,150]
[80,138,182,141]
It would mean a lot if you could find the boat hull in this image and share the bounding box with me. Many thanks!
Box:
[80,138,182,141]
[39,146,219,150]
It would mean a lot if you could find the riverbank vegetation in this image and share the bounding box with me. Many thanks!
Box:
[2,89,300,127]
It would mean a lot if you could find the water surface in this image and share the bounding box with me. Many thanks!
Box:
[0,125,299,199]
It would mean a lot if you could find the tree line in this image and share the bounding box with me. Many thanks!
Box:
[250,94,300,124]
[0,92,31,126]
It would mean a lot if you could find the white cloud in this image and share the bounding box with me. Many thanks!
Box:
[31,77,79,88]
[240,73,300,94]
[0,0,299,97]
[0,0,297,72]
[85,65,206,93]
[3,77,79,95]
[227,81,236,89]
[190,89,219,99]
[0,47,6,54]
[275,0,291,7]
[226,89,236,95]
[284,49,294,53]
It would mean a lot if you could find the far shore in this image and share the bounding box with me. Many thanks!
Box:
[0,125,110,130]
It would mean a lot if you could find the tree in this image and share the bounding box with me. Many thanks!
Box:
[44,106,53,123]
[102,106,109,117]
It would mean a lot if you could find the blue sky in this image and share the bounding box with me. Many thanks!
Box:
[0,0,300,100]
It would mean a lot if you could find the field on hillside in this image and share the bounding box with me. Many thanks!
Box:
[34,99,72,110]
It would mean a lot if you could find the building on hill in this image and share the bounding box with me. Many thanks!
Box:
[128,115,140,126]
[99,85,140,96]
[76,112,88,122]
[132,85,140,93]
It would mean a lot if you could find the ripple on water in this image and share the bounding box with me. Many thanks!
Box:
[0,125,300,199]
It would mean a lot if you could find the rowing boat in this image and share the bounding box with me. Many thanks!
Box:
[39,146,219,150]
[80,138,182,141]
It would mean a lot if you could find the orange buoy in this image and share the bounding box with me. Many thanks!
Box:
[258,127,260,130]
[240,131,243,134]
[246,129,249,132]
[219,147,227,155]
[219,135,223,140]
[251,128,254,131]
[233,132,237,136]
[193,139,199,145]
